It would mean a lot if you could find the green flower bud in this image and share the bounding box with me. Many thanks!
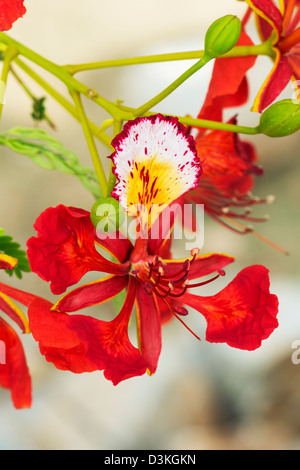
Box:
[259,100,300,137]
[90,197,125,234]
[204,15,242,59]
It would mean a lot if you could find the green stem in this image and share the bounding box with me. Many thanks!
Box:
[177,115,260,135]
[106,119,123,197]
[65,40,274,74]
[114,103,260,135]
[14,57,113,148]
[134,54,212,116]
[71,90,108,195]
[10,65,56,129]
[0,46,18,121]
[0,32,128,119]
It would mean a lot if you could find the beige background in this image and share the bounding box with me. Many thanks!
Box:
[0,0,300,450]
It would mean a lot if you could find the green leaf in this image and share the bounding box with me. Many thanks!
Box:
[0,228,31,279]
[0,127,102,199]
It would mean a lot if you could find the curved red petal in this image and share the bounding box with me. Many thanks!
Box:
[0,317,31,409]
[0,293,29,334]
[135,286,162,375]
[28,297,97,373]
[95,231,133,263]
[0,281,42,308]
[67,278,148,384]
[27,205,129,295]
[197,31,256,125]
[181,265,279,351]
[53,274,128,312]
[0,0,26,31]
[246,0,283,39]
[253,52,293,112]
[0,254,18,270]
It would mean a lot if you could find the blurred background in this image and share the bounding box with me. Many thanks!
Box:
[0,0,300,450]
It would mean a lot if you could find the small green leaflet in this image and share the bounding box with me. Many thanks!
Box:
[0,127,102,199]
[0,228,31,279]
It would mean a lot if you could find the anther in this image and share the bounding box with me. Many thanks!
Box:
[144,283,153,295]
[266,195,275,204]
[174,306,189,316]
[183,259,190,272]
[190,248,200,257]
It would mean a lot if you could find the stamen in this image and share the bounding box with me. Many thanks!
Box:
[190,248,200,257]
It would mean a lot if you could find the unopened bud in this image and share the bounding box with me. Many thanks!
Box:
[204,15,242,60]
[258,100,300,137]
[91,197,125,234]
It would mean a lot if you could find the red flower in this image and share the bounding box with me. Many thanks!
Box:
[0,0,26,31]
[245,0,300,111]
[25,204,279,383]
[0,253,31,409]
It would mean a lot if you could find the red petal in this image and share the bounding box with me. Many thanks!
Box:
[28,279,148,382]
[163,253,235,281]
[53,274,128,312]
[28,297,97,373]
[0,281,41,308]
[253,51,293,111]
[135,285,162,375]
[27,205,129,295]
[95,231,133,263]
[288,47,300,79]
[0,293,29,333]
[0,317,31,409]
[0,254,18,270]
[194,119,260,198]
[66,278,148,384]
[181,265,279,350]
[256,14,274,41]
[246,0,283,39]
[197,31,256,125]
[0,0,26,31]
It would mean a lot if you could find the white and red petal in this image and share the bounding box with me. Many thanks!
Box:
[110,115,202,229]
